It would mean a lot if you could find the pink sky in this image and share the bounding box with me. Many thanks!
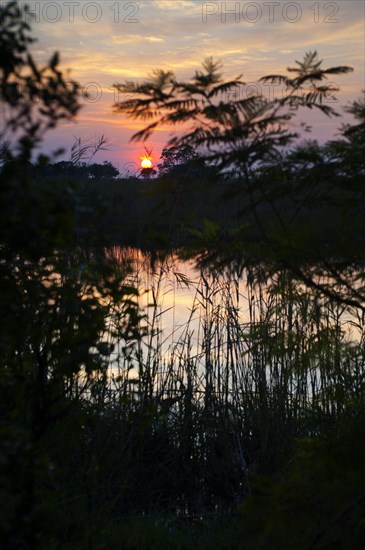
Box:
[12,0,365,174]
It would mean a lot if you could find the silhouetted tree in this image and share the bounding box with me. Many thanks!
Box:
[115,53,352,178]
[0,2,79,161]
[0,4,138,547]
[158,144,202,175]
[115,54,365,312]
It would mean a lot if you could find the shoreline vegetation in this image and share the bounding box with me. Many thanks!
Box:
[2,166,364,548]
[1,3,365,547]
[19,166,363,259]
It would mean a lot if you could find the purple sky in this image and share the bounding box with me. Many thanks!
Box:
[5,1,364,173]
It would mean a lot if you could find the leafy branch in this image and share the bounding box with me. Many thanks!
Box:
[115,52,352,178]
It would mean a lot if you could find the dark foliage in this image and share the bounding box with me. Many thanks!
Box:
[36,160,120,180]
[1,2,365,547]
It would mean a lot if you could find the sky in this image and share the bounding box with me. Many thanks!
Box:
[6,0,365,174]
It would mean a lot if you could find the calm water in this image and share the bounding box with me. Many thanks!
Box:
[103,247,363,389]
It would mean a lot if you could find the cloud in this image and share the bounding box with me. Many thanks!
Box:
[112,35,165,45]
[152,0,197,10]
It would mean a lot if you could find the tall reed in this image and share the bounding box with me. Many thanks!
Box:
[83,247,365,513]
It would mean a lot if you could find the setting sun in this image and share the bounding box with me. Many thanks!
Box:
[141,158,152,169]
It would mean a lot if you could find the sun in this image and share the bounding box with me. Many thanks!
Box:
[141,158,152,169]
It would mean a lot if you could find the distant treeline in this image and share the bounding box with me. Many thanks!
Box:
[1,159,120,180]
[49,168,364,262]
